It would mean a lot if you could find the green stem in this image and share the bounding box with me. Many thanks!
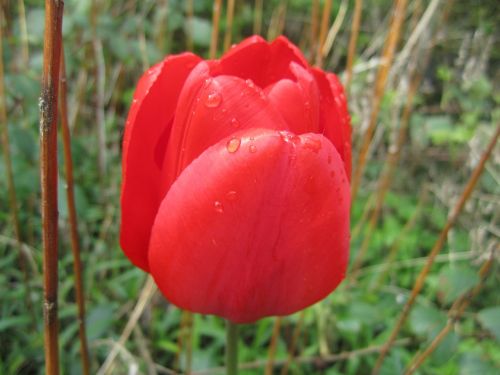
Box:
[226,320,239,375]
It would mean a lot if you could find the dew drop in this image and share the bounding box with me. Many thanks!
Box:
[214,201,224,213]
[204,77,213,86]
[245,79,255,88]
[226,137,241,153]
[279,131,301,145]
[248,144,257,153]
[205,92,222,108]
[230,118,240,127]
[226,190,237,201]
[303,138,322,153]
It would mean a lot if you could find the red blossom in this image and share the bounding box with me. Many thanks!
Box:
[120,35,351,323]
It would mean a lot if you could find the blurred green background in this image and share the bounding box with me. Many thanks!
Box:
[0,0,499,374]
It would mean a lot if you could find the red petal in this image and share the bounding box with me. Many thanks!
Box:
[265,62,320,134]
[311,68,352,179]
[120,53,201,271]
[217,35,308,89]
[149,129,350,323]
[160,70,288,193]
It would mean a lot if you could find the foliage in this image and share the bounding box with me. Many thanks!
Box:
[0,0,498,374]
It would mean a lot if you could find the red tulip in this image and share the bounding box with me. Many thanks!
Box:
[120,36,351,323]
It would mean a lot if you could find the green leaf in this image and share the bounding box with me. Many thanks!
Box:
[438,265,479,304]
[478,306,500,342]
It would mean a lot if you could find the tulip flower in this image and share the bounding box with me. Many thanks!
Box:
[120,35,351,323]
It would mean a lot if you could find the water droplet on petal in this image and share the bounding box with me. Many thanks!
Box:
[226,191,237,201]
[204,78,213,86]
[214,201,224,213]
[246,79,255,88]
[303,138,322,153]
[231,118,240,128]
[279,131,301,145]
[205,92,222,108]
[248,144,257,153]
[226,137,241,153]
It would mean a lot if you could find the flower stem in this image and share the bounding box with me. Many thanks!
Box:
[226,320,239,375]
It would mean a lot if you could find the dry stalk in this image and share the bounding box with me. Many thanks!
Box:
[308,0,320,62]
[372,124,500,375]
[280,310,305,375]
[40,1,64,374]
[91,0,107,182]
[223,0,235,51]
[404,249,497,375]
[351,0,408,201]
[186,0,194,51]
[59,48,91,375]
[350,0,447,275]
[264,317,282,375]
[345,0,363,95]
[267,0,287,41]
[154,0,169,53]
[321,0,349,60]
[97,276,157,375]
[17,0,29,65]
[253,0,264,35]
[350,57,423,275]
[209,0,222,59]
[315,0,332,68]
[0,6,37,326]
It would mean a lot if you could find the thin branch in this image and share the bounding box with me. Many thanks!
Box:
[372,124,500,375]
[91,0,107,182]
[59,47,91,375]
[404,249,497,375]
[97,276,157,375]
[315,0,332,68]
[344,0,363,95]
[265,317,282,375]
[351,0,408,201]
[308,0,319,62]
[280,311,305,375]
[253,0,264,35]
[321,0,349,60]
[17,0,29,65]
[223,0,235,51]
[40,1,64,374]
[209,0,222,59]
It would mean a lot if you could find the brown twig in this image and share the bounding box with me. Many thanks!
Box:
[154,0,169,53]
[404,248,497,375]
[97,276,157,375]
[91,0,107,182]
[0,6,36,326]
[223,0,235,51]
[265,317,282,375]
[372,124,500,375]
[350,53,424,275]
[253,0,264,35]
[40,1,64,374]
[351,0,408,201]
[17,0,29,65]
[344,0,362,95]
[280,311,305,375]
[209,0,222,59]
[308,0,319,62]
[321,0,349,60]
[267,0,287,41]
[315,0,332,68]
[59,47,91,375]
[186,0,194,51]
